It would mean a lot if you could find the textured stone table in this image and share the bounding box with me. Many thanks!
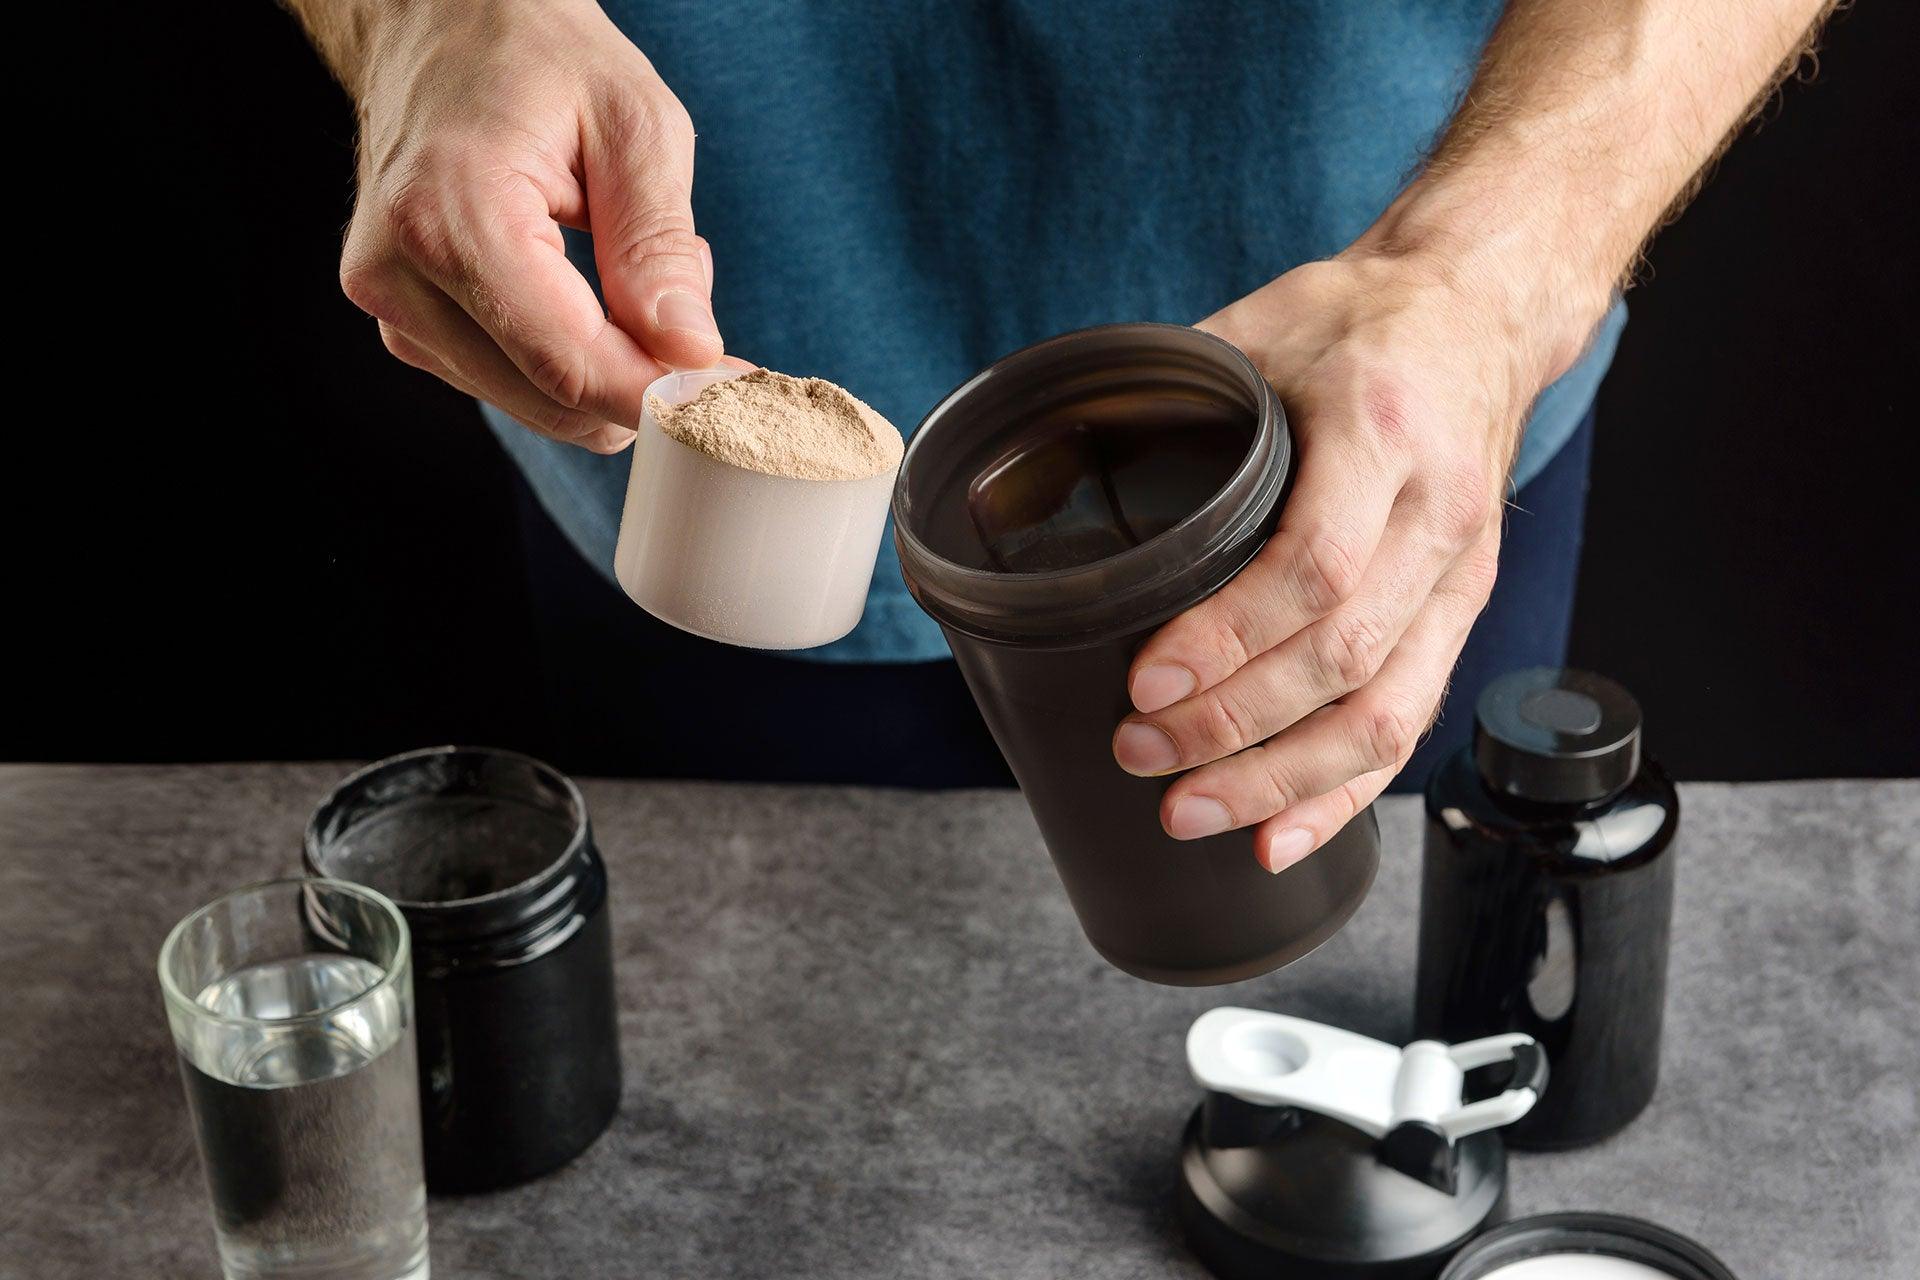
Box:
[2,766,1914,1279]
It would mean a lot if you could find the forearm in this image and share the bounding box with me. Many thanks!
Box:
[1359,0,1838,381]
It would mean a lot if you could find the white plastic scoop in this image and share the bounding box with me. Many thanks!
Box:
[613,368,900,649]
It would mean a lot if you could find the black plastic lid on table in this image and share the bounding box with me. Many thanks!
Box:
[1178,1010,1548,1280]
[1438,1212,1738,1278]
[1473,668,1643,804]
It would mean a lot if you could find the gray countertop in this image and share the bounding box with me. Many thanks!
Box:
[2,766,1914,1279]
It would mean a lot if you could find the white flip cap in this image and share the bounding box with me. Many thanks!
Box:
[1186,1007,1542,1143]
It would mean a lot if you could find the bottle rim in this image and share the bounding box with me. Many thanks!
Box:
[892,322,1290,647]
[303,746,600,952]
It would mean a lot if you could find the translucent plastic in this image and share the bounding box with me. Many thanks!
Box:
[894,323,1379,985]
[614,368,898,649]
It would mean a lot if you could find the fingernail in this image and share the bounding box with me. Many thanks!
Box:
[656,290,718,340]
[1131,663,1196,713]
[1168,796,1233,841]
[1114,722,1180,775]
[1262,827,1315,874]
[588,428,638,455]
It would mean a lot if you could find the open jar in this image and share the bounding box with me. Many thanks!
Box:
[304,746,623,1191]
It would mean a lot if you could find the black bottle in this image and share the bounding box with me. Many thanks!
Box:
[1414,668,1678,1149]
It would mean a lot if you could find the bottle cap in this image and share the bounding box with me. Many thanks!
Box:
[1473,668,1642,804]
[1178,1008,1546,1278]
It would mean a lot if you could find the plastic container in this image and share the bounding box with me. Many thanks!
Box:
[1438,1214,1737,1279]
[614,368,899,649]
[1173,1006,1736,1280]
[1414,668,1679,1149]
[893,322,1378,985]
[304,746,622,1192]
[1178,1007,1547,1279]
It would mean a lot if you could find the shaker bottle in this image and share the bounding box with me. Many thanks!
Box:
[1414,667,1679,1148]
[893,323,1378,985]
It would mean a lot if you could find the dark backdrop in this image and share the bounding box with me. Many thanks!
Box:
[12,3,1915,780]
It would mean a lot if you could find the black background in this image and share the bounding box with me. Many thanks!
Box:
[12,2,1915,780]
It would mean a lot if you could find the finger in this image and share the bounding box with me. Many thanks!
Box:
[384,319,637,454]
[1154,538,1498,848]
[1116,501,1462,776]
[347,162,669,430]
[379,322,474,390]
[582,92,723,370]
[1127,418,1409,715]
[359,267,638,453]
[1253,762,1400,874]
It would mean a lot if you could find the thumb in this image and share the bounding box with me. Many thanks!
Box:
[584,95,724,370]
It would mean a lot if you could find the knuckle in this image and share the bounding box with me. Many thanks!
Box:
[618,224,703,274]
[1454,544,1501,602]
[1293,530,1363,613]
[1328,776,1366,826]
[1255,750,1304,814]
[1186,605,1253,674]
[1359,372,1417,452]
[658,97,696,152]
[1319,351,1418,454]
[519,397,596,441]
[383,185,457,274]
[338,258,404,325]
[375,321,415,362]
[1315,608,1390,690]
[525,341,593,411]
[385,222,444,276]
[600,82,696,160]
[1428,462,1496,545]
[1195,689,1256,757]
[1356,699,1422,771]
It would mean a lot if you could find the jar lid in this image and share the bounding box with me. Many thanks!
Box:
[1178,1009,1546,1279]
[1474,668,1642,804]
[1438,1212,1737,1279]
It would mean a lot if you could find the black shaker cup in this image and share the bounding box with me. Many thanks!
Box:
[893,323,1378,985]
[305,747,623,1190]
[1414,668,1679,1148]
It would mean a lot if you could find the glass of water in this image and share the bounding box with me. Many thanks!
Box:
[158,878,429,1280]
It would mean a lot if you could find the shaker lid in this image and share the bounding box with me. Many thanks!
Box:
[1474,668,1642,804]
[1178,1010,1548,1279]
[1438,1212,1738,1279]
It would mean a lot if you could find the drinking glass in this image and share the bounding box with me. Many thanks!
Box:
[158,878,429,1280]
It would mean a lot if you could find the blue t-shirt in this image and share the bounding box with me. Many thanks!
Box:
[487,0,1626,662]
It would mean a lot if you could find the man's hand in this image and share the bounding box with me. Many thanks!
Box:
[1113,250,1561,872]
[1115,0,1836,872]
[291,0,722,453]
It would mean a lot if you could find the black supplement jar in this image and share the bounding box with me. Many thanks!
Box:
[305,746,623,1191]
[893,322,1378,985]
[1414,668,1678,1149]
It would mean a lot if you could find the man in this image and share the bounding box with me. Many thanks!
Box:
[288,0,1832,871]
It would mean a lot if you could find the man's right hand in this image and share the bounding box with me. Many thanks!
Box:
[298,0,722,453]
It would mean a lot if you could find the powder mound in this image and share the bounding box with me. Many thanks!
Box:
[650,370,904,482]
